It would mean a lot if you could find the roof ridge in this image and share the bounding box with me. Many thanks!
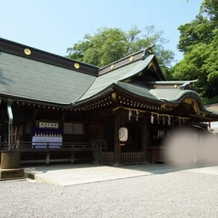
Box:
[0,37,99,76]
[98,45,156,76]
[98,50,145,76]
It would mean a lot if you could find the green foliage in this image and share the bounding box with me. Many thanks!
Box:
[67,26,174,78]
[67,29,128,66]
[161,66,174,80]
[173,0,218,104]
[200,0,218,22]
[177,15,215,53]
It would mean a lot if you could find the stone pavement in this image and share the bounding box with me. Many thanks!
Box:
[24,163,177,186]
[185,165,218,175]
[23,163,218,186]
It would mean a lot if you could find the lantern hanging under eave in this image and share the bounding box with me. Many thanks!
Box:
[119,127,128,142]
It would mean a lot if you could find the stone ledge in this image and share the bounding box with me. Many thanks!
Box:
[0,168,24,180]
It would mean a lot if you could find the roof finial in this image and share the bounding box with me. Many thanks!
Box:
[180,79,199,90]
[141,44,156,60]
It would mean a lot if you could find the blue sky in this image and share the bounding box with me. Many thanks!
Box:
[1,0,203,65]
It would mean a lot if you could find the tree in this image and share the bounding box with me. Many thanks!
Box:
[177,15,215,53]
[173,0,218,104]
[67,26,174,79]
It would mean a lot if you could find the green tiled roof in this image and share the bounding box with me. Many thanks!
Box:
[115,82,216,115]
[146,80,197,85]
[116,82,158,102]
[77,55,154,102]
[115,82,201,104]
[1,38,216,120]
[0,52,96,105]
[149,89,199,102]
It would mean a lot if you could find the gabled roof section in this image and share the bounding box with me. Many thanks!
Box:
[77,52,156,103]
[77,46,169,104]
[98,46,166,81]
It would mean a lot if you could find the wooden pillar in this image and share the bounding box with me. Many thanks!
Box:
[14,125,18,147]
[31,109,37,136]
[46,152,50,165]
[70,152,75,163]
[114,110,121,165]
[7,100,13,150]
[171,117,175,128]
[141,115,148,161]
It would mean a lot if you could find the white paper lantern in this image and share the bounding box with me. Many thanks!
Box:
[119,127,128,142]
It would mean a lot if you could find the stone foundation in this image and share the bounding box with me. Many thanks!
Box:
[0,151,24,180]
[0,168,24,180]
[1,151,21,169]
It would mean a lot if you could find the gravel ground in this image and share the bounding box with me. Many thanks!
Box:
[0,170,218,218]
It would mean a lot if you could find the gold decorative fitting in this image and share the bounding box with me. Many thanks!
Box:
[74,63,80,69]
[24,48,31,55]
[111,92,117,101]
[161,104,167,109]
[124,78,132,83]
[110,64,115,70]
[129,56,134,62]
[174,84,177,88]
[184,98,192,104]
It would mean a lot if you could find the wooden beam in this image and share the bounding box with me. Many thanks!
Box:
[141,115,148,161]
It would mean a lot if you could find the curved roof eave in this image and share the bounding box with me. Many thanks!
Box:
[74,81,218,119]
[74,84,115,106]
[0,93,72,108]
[160,91,218,115]
[75,82,164,107]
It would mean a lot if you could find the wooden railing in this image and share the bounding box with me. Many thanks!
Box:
[101,152,115,164]
[0,141,93,152]
[121,152,146,164]
[1,143,146,165]
[101,151,146,165]
[0,141,93,165]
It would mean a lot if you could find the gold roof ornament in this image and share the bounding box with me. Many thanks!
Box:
[74,63,80,69]
[24,48,31,55]
[129,56,134,62]
[110,64,115,70]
